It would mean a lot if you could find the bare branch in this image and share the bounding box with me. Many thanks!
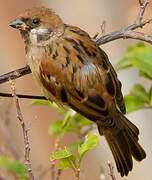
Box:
[108,161,116,180]
[0,66,31,85]
[0,92,46,100]
[96,19,152,45]
[96,0,152,45]
[124,30,152,43]
[9,79,34,180]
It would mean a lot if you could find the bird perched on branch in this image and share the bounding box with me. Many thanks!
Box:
[9,7,146,176]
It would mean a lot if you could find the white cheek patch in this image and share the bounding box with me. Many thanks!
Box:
[32,28,50,34]
[30,29,38,44]
[30,28,53,45]
[31,28,51,35]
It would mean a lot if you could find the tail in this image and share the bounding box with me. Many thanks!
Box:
[98,112,146,177]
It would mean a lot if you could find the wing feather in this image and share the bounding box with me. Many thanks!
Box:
[39,25,126,122]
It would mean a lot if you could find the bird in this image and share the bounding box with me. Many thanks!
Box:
[9,7,146,176]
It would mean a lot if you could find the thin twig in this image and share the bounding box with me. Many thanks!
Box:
[51,135,63,180]
[9,79,34,180]
[92,32,99,40]
[101,20,106,35]
[51,163,55,180]
[124,30,152,43]
[55,169,62,180]
[136,0,150,25]
[108,161,116,180]
[0,92,46,100]
[75,164,80,180]
[139,0,143,6]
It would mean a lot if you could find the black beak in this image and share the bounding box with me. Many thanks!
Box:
[9,18,26,30]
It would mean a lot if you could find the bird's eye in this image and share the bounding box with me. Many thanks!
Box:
[32,18,40,25]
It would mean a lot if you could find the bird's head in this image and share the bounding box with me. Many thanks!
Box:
[9,7,64,46]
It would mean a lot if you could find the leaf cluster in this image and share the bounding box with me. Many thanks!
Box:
[116,42,152,113]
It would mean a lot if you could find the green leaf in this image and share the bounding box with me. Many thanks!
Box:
[124,95,145,114]
[139,70,152,80]
[58,158,73,170]
[78,133,99,161]
[51,148,72,161]
[30,100,67,114]
[115,43,145,71]
[127,42,145,52]
[58,155,76,170]
[48,120,63,135]
[48,113,91,136]
[69,113,92,130]
[29,99,52,106]
[49,112,92,136]
[69,141,83,150]
[50,103,68,114]
[72,114,92,128]
[62,111,72,128]
[126,46,152,78]
[136,41,145,47]
[130,84,149,103]
[17,176,29,180]
[116,43,152,79]
[115,57,132,71]
[63,113,92,134]
[51,148,77,172]
[149,86,152,106]
[0,157,27,179]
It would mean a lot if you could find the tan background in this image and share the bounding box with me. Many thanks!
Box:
[0,0,152,179]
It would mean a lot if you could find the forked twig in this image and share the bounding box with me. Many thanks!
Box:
[136,0,150,24]
[108,161,116,180]
[96,0,152,45]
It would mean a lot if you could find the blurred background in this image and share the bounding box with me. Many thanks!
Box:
[0,0,151,179]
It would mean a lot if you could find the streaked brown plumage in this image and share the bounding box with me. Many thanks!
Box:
[9,7,146,176]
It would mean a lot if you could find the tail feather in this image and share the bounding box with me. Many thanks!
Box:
[98,112,146,177]
[110,142,121,173]
[110,141,125,176]
[115,131,133,171]
[124,129,146,161]
[121,113,139,139]
[106,130,133,176]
